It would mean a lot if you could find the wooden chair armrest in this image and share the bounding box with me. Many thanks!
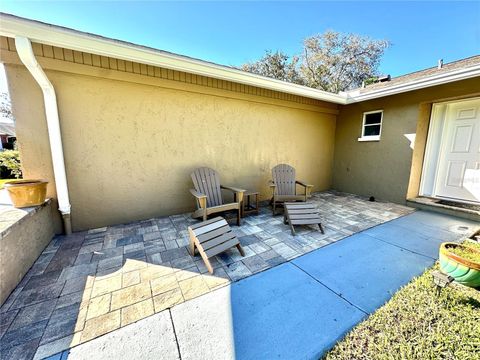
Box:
[190,189,207,200]
[296,180,313,188]
[268,180,276,188]
[221,185,245,203]
[220,185,246,193]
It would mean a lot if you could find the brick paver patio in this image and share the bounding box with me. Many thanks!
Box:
[0,191,413,359]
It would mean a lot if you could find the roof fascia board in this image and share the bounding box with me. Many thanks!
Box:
[1,14,479,106]
[345,65,480,103]
[0,14,347,104]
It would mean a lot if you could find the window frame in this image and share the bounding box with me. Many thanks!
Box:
[358,110,383,142]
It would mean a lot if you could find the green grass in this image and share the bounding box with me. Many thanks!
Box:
[324,266,480,360]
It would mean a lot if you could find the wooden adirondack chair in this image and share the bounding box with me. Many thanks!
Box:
[269,164,313,215]
[190,167,245,225]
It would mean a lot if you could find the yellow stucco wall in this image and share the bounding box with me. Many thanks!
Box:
[333,78,480,204]
[2,41,337,231]
[5,35,477,230]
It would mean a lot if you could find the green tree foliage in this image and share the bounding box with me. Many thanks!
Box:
[0,149,22,179]
[241,51,304,84]
[241,31,390,92]
[0,92,14,122]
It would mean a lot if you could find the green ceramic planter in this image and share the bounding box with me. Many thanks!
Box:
[439,242,480,288]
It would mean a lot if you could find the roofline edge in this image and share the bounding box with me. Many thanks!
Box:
[1,12,479,106]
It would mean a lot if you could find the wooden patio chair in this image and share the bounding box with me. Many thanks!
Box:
[188,216,245,274]
[269,164,313,215]
[190,167,245,225]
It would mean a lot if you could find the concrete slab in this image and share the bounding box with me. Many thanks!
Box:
[391,211,478,240]
[362,210,478,260]
[292,233,433,313]
[171,263,365,360]
[362,223,442,259]
[61,310,179,360]
[170,286,236,360]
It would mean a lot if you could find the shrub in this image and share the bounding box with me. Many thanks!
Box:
[451,243,480,262]
[0,149,22,178]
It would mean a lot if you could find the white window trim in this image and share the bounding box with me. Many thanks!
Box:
[358,110,383,142]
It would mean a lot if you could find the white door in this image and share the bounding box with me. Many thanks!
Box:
[434,98,480,203]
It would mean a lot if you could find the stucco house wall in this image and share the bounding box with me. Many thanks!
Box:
[1,38,338,231]
[332,78,480,204]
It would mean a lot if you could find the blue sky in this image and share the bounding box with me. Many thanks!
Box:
[0,1,479,78]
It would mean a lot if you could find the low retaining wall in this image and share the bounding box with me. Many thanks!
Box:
[0,199,56,305]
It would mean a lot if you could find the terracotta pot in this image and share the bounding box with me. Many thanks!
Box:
[4,179,48,208]
[439,242,480,288]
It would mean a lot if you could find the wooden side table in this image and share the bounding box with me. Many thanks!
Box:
[242,191,259,217]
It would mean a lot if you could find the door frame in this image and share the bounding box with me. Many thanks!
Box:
[419,96,480,203]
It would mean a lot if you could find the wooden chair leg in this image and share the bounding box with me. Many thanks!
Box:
[237,208,241,226]
[285,207,296,235]
[290,223,296,236]
[196,247,214,274]
[273,200,276,216]
[236,244,245,257]
[319,223,325,234]
[202,256,214,274]
[203,209,207,222]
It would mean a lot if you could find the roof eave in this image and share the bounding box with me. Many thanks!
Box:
[1,13,479,106]
[344,64,480,103]
[0,13,347,105]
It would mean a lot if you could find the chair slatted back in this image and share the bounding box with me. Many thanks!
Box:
[272,164,296,196]
[188,216,244,273]
[189,217,238,258]
[191,167,223,207]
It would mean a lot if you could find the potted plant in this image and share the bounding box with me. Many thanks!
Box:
[4,179,48,208]
[439,242,480,288]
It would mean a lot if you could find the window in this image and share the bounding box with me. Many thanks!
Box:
[358,110,383,141]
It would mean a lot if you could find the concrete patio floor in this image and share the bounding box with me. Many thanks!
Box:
[45,210,478,360]
[0,191,418,359]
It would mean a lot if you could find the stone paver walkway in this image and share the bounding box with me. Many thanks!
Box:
[52,210,478,360]
[0,191,413,360]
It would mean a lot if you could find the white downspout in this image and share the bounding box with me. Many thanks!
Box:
[15,36,72,234]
